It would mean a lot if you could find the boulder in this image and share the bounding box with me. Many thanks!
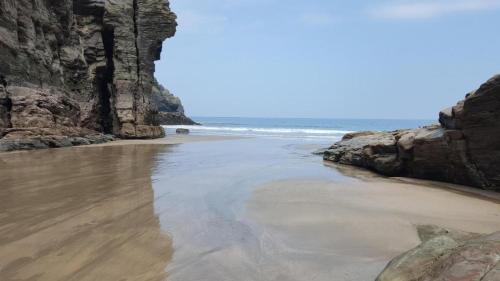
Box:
[175,128,190,135]
[377,226,500,281]
[324,131,403,176]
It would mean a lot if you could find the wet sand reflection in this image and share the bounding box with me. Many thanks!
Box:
[0,145,172,281]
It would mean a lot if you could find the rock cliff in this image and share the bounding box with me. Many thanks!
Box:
[0,0,177,151]
[151,80,199,125]
[324,75,500,190]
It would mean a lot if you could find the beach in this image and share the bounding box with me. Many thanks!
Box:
[0,134,499,281]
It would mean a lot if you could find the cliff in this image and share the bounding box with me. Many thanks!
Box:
[324,75,500,191]
[0,0,177,151]
[151,80,199,125]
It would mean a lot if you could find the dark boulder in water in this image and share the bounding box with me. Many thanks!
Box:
[176,128,190,135]
[324,75,500,191]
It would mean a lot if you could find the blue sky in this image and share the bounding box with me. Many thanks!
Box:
[155,0,500,119]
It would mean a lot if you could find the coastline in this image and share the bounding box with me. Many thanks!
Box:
[2,0,498,279]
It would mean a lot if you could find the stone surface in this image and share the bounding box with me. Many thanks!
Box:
[158,112,199,126]
[0,0,177,151]
[151,80,199,125]
[175,128,190,135]
[324,75,500,190]
[376,226,500,281]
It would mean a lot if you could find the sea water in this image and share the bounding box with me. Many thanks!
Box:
[165,117,434,141]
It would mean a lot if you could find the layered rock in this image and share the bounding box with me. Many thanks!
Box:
[324,75,500,190]
[0,0,177,151]
[376,225,500,281]
[151,80,199,125]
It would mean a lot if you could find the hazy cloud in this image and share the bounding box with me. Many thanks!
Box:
[369,0,500,20]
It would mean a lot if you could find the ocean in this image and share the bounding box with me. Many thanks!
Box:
[165,116,435,141]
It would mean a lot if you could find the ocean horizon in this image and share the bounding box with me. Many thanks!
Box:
[166,116,435,141]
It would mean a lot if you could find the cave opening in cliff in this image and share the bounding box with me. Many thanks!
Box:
[96,28,116,134]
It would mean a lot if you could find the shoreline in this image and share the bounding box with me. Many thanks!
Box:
[85,134,243,147]
[324,161,500,203]
[0,134,242,155]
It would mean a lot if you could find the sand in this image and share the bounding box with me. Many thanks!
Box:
[245,177,500,280]
[0,136,499,281]
[0,145,173,281]
[88,134,241,147]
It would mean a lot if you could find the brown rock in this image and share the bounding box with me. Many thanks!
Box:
[324,75,500,190]
[324,131,403,176]
[376,226,500,281]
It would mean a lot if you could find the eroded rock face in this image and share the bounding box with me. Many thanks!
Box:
[324,75,500,190]
[0,0,177,150]
[151,80,199,125]
[376,225,500,281]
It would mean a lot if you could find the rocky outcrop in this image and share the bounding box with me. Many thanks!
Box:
[324,75,500,190]
[376,225,500,281]
[0,0,177,151]
[151,80,199,125]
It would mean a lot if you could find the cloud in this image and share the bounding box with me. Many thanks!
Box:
[300,13,336,26]
[369,0,500,20]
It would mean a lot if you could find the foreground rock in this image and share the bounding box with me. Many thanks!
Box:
[0,0,177,151]
[324,75,500,190]
[376,225,500,281]
[151,80,199,125]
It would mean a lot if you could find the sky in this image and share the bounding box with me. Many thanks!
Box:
[155,0,500,119]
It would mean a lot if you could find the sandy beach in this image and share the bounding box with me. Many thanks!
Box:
[0,135,499,281]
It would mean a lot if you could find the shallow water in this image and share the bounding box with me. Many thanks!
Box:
[1,137,500,281]
[151,138,358,281]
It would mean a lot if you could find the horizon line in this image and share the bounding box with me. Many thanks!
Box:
[188,115,437,121]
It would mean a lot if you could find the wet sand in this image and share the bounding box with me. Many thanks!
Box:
[89,134,241,147]
[247,179,500,280]
[0,145,173,281]
[0,136,499,281]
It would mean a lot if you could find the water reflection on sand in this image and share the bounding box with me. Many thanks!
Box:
[0,145,172,281]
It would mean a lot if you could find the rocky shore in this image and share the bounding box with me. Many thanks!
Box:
[0,0,177,151]
[324,75,500,191]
